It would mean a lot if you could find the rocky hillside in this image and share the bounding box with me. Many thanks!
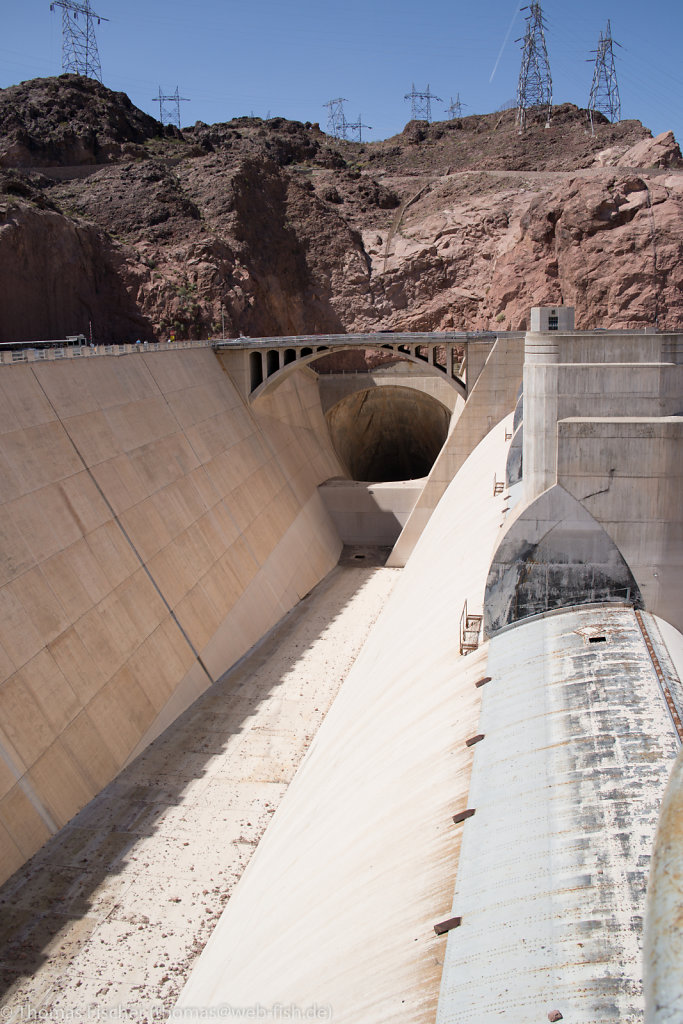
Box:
[1,74,682,342]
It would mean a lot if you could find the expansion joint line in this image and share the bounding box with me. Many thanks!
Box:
[635,609,683,746]
[29,367,214,688]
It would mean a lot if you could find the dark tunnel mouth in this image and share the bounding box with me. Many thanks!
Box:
[325,385,452,483]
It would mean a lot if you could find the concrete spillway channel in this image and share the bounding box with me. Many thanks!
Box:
[0,553,398,1020]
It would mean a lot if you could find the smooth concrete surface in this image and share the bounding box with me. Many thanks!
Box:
[522,330,683,504]
[436,604,681,1023]
[173,417,515,1023]
[318,478,423,546]
[0,560,398,1021]
[0,351,344,886]
[388,333,524,566]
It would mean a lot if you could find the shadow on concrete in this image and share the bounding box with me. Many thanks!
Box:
[0,556,386,1006]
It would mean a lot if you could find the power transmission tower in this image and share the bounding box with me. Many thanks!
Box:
[324,98,349,140]
[516,2,552,130]
[404,83,442,123]
[49,0,108,82]
[345,113,372,142]
[445,94,467,119]
[588,20,621,133]
[153,87,190,129]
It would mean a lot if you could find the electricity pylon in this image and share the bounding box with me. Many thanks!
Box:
[404,83,442,123]
[445,94,466,119]
[324,98,349,140]
[345,114,372,142]
[516,2,552,130]
[588,20,621,133]
[153,87,191,129]
[49,0,108,82]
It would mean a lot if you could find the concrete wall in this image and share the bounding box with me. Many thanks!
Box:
[318,478,423,545]
[388,333,524,566]
[0,351,343,885]
[522,331,683,503]
[517,329,682,631]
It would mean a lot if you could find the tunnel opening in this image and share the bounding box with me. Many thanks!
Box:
[326,385,451,483]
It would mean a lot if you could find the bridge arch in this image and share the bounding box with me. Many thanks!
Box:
[248,342,467,403]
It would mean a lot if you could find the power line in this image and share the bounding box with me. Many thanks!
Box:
[516,2,552,130]
[588,20,621,133]
[49,0,108,82]
[404,83,442,123]
[152,86,190,129]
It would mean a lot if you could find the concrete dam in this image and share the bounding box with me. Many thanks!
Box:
[0,315,682,1023]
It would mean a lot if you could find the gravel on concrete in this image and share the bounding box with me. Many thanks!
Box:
[0,555,399,1023]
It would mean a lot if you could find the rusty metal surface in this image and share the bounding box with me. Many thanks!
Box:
[635,610,683,744]
[643,748,683,1022]
[436,606,681,1024]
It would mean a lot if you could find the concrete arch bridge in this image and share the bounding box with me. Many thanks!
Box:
[214,331,499,402]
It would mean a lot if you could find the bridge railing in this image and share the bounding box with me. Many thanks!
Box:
[0,331,494,367]
[0,338,217,366]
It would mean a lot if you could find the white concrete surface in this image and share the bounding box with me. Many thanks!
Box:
[173,416,515,1023]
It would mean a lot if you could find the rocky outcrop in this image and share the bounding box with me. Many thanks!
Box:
[1,78,682,341]
[0,197,153,342]
[0,74,163,168]
[593,130,683,169]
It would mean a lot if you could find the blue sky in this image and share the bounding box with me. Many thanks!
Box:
[2,0,682,144]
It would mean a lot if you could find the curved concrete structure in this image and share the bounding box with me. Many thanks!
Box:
[326,385,451,482]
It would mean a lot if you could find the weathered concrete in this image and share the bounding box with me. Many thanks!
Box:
[437,605,681,1023]
[0,350,344,886]
[483,483,642,635]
